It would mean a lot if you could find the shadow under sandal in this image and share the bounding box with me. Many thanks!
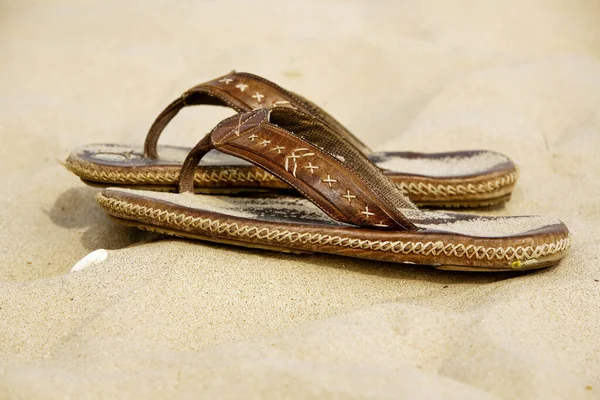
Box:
[96,108,569,272]
[67,71,518,208]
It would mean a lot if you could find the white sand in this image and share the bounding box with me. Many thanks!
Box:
[1,1,599,398]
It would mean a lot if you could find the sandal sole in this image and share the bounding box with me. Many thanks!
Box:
[99,192,570,273]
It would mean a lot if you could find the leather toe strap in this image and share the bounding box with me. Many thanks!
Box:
[144,71,370,158]
[178,108,417,231]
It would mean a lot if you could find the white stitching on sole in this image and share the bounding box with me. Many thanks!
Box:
[97,194,570,263]
[66,158,279,185]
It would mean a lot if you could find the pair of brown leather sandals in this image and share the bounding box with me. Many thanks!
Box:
[66,72,570,271]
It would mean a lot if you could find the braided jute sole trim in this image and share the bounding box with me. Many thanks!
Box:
[67,157,517,199]
[395,171,518,197]
[97,194,570,268]
[66,158,279,186]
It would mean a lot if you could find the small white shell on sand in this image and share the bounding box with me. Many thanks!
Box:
[70,249,108,272]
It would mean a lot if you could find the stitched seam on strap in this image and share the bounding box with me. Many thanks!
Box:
[218,112,267,144]
[235,72,324,114]
[97,194,570,262]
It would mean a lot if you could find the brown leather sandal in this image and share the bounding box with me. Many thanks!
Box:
[96,109,569,272]
[66,72,517,208]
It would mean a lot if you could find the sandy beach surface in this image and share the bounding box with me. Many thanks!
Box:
[1,1,599,398]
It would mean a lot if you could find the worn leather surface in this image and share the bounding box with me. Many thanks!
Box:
[144,71,370,158]
[178,109,418,231]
